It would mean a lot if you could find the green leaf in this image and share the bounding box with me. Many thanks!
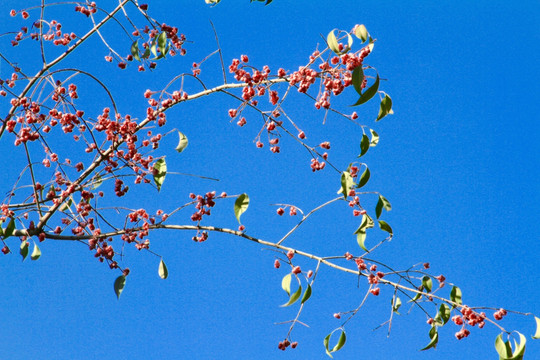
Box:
[356,230,368,252]
[359,134,370,157]
[392,297,402,313]
[378,220,393,235]
[150,37,158,58]
[352,67,364,96]
[352,74,380,106]
[90,173,103,190]
[0,220,3,237]
[59,197,73,212]
[333,330,347,352]
[369,129,379,147]
[421,326,439,351]
[324,329,347,358]
[153,158,167,191]
[281,273,292,296]
[495,334,512,359]
[355,213,374,234]
[450,286,463,307]
[376,94,393,121]
[357,167,370,188]
[157,32,167,56]
[375,195,391,219]
[422,276,433,293]
[326,30,352,55]
[355,24,368,42]
[281,285,302,307]
[142,47,150,60]
[409,292,422,303]
[20,240,29,261]
[533,316,540,339]
[495,332,526,360]
[131,40,141,61]
[513,332,527,359]
[439,303,451,325]
[114,275,126,300]
[175,130,188,153]
[324,333,332,358]
[5,217,15,238]
[30,242,41,261]
[340,171,354,199]
[234,193,249,223]
[327,30,340,54]
[301,283,312,304]
[345,33,353,53]
[158,258,168,279]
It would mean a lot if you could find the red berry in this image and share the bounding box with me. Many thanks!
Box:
[370,287,380,296]
[333,313,341,319]
[277,207,285,216]
[274,259,280,269]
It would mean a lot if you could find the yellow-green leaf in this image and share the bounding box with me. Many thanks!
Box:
[281,273,292,296]
[533,316,540,339]
[392,297,402,313]
[153,158,167,191]
[369,129,379,147]
[158,258,168,279]
[355,24,368,42]
[175,131,188,153]
[327,30,339,54]
[234,193,249,223]
[20,240,29,261]
[30,242,41,261]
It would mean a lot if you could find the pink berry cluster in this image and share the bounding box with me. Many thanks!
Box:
[276,206,297,216]
[189,191,219,222]
[74,3,97,17]
[10,14,77,47]
[278,339,298,351]
[344,253,385,295]
[450,306,487,340]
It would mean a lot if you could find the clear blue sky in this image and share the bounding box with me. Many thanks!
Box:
[0,1,539,359]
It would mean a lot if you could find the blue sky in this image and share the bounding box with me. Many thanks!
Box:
[0,1,539,359]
